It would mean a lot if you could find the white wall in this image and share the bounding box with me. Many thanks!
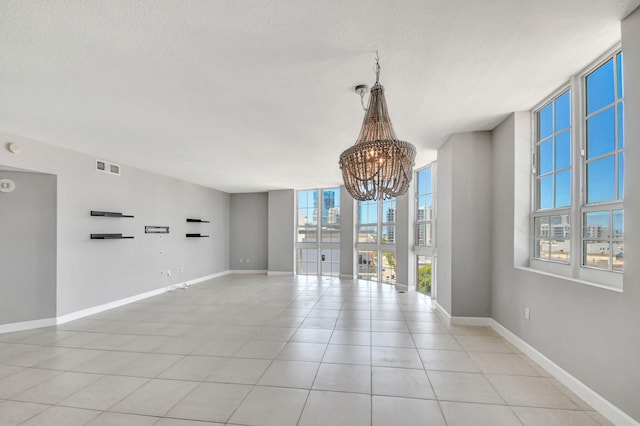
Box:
[0,130,230,318]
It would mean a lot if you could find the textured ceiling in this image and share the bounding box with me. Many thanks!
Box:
[1,0,638,193]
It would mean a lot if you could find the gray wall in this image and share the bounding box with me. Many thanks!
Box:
[451,132,492,317]
[0,130,231,317]
[489,8,640,420]
[230,192,268,270]
[490,112,533,339]
[0,171,57,324]
[395,192,410,286]
[436,140,453,313]
[268,189,294,273]
[436,132,493,317]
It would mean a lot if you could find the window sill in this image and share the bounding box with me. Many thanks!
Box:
[514,265,623,293]
[413,245,435,254]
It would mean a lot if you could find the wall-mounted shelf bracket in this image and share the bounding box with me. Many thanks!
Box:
[91,210,134,218]
[91,233,134,239]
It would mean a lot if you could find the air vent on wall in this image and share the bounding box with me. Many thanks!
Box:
[96,159,121,176]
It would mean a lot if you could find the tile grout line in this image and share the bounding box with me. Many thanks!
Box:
[293,279,336,426]
[0,276,609,425]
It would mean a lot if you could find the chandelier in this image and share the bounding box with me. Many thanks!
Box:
[339,54,416,201]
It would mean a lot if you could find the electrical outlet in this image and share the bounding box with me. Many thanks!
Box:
[167,270,171,276]
[525,307,530,320]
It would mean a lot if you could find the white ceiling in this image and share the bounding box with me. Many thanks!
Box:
[1,1,638,193]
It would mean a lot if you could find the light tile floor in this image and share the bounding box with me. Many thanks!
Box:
[0,274,613,425]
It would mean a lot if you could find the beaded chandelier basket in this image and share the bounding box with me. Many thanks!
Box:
[339,57,416,201]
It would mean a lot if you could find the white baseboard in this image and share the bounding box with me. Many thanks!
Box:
[56,286,172,325]
[490,319,639,426]
[59,270,234,324]
[229,269,267,274]
[0,271,230,334]
[435,302,452,324]
[0,317,57,334]
[451,316,493,326]
[267,271,294,276]
[184,270,230,286]
[434,304,496,327]
[394,283,409,292]
[432,303,637,425]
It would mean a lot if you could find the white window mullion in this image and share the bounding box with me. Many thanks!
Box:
[571,74,583,276]
[377,200,383,283]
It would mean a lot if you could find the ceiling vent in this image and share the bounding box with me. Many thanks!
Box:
[96,159,121,176]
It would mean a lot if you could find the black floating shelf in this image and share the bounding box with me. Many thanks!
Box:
[91,233,134,239]
[186,218,210,223]
[91,210,134,218]
[186,233,210,238]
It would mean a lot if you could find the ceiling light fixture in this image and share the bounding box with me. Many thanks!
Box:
[339,53,416,201]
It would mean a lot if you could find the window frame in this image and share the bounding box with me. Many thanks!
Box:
[414,163,437,297]
[381,198,397,245]
[355,197,397,283]
[580,51,624,275]
[356,198,378,244]
[416,254,433,296]
[415,165,435,249]
[535,89,573,211]
[295,187,341,276]
[530,45,624,289]
[531,85,573,266]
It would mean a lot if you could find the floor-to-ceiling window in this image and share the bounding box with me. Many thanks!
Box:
[414,165,436,296]
[296,187,340,276]
[356,197,396,284]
